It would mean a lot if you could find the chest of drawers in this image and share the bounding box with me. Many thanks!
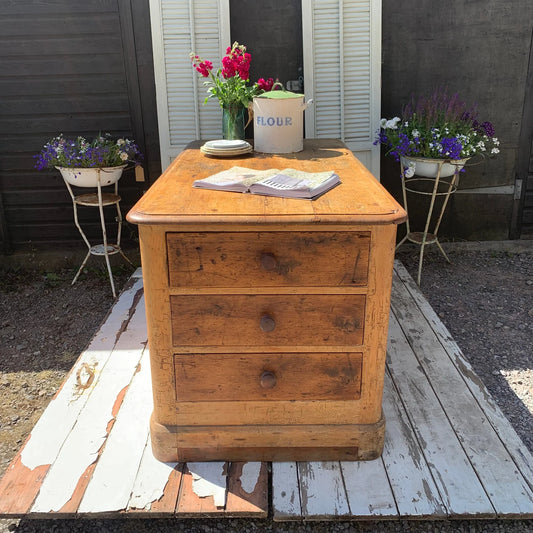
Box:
[127,139,406,462]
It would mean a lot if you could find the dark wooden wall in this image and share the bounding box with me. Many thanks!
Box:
[381,0,533,240]
[0,0,160,254]
[229,0,303,89]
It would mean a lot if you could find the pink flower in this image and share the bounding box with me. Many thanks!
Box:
[191,55,213,78]
[237,52,251,80]
[257,77,274,91]
[221,55,237,78]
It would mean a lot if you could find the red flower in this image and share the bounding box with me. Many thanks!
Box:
[237,52,251,80]
[190,42,261,108]
[221,55,237,78]
[191,55,213,78]
[257,77,274,91]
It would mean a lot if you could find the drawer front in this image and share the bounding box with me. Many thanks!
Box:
[170,294,365,347]
[174,352,362,401]
[167,231,370,287]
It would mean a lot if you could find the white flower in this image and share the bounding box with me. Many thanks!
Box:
[385,117,401,129]
[402,160,416,178]
[412,129,420,138]
[120,152,128,161]
[491,148,500,154]
[117,138,126,146]
[380,118,387,127]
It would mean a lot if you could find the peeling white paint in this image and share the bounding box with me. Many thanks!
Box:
[20,352,102,471]
[240,462,261,494]
[20,280,143,473]
[129,450,178,510]
[31,297,148,513]
[188,462,227,508]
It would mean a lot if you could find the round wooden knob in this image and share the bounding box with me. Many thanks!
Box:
[260,252,278,271]
[260,315,276,332]
[260,371,277,389]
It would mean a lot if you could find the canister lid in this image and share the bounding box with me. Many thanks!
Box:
[257,89,303,99]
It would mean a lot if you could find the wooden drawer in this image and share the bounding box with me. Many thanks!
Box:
[167,231,370,287]
[174,352,362,401]
[170,294,365,347]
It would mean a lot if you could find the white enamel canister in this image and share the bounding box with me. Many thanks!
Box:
[253,89,312,153]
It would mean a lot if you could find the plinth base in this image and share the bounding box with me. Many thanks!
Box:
[149,413,386,463]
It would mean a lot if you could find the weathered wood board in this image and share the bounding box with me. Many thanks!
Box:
[1,264,533,521]
[0,270,267,519]
[271,261,533,520]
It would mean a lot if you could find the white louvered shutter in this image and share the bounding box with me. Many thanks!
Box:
[302,0,381,177]
[150,0,230,169]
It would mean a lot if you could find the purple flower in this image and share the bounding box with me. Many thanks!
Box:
[439,137,463,159]
[479,121,495,137]
[35,133,143,170]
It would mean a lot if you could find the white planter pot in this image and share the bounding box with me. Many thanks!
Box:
[57,165,126,187]
[400,156,468,178]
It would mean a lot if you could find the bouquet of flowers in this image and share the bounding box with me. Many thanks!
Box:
[375,89,500,164]
[190,41,274,109]
[35,133,143,170]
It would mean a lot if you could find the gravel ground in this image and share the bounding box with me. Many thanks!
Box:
[0,243,532,533]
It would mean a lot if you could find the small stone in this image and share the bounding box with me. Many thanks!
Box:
[492,370,501,376]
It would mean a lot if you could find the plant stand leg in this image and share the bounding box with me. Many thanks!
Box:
[97,180,117,298]
[64,180,92,286]
[114,184,134,268]
[396,164,411,252]
[432,170,459,264]
[72,250,91,285]
[416,163,443,284]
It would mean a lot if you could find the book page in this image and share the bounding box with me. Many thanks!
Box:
[193,167,279,192]
[250,169,340,199]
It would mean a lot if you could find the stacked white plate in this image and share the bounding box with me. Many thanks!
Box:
[200,139,252,157]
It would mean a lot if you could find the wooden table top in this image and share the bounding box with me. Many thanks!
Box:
[127,139,406,226]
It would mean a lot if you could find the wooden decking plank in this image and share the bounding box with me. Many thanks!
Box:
[386,311,495,516]
[297,461,351,519]
[391,268,533,517]
[394,261,533,493]
[78,344,151,515]
[176,462,228,516]
[0,277,144,517]
[128,440,182,515]
[225,462,269,516]
[272,462,301,521]
[381,369,447,518]
[29,295,148,515]
[341,458,397,519]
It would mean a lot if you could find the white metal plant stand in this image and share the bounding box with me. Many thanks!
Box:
[395,158,461,285]
[62,169,133,297]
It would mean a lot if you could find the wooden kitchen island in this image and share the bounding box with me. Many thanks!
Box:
[127,139,406,463]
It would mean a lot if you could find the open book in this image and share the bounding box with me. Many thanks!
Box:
[192,166,341,199]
